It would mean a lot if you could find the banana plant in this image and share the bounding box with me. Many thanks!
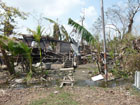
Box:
[68,18,95,44]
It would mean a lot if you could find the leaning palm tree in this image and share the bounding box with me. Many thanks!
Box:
[68,18,95,44]
[44,17,69,41]
[44,18,61,40]
[61,25,69,41]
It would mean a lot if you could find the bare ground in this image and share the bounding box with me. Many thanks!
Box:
[0,86,140,105]
[0,63,140,105]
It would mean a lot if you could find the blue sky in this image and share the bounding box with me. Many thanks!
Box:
[3,0,140,36]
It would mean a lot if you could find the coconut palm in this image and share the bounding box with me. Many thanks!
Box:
[61,25,69,41]
[44,17,69,41]
[28,25,44,70]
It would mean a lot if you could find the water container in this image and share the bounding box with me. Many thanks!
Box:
[45,63,51,70]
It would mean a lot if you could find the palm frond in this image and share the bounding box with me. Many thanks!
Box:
[44,17,57,24]
[27,25,44,42]
[61,25,69,41]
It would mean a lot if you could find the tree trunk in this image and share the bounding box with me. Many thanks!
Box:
[1,49,15,75]
[127,18,133,34]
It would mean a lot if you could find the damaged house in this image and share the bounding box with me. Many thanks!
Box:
[22,35,72,63]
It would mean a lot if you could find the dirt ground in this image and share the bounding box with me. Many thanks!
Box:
[0,86,140,105]
[0,63,140,105]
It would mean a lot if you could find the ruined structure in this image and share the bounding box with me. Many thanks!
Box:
[22,35,72,64]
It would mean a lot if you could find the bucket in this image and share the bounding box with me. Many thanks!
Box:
[45,63,51,70]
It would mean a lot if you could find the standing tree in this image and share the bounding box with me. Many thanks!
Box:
[0,35,32,75]
[105,0,140,39]
[0,1,27,36]
[92,0,140,40]
[0,1,26,75]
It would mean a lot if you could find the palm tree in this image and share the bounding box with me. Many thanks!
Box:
[44,17,69,41]
[28,25,44,70]
[61,25,69,41]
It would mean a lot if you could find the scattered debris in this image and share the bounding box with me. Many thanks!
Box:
[60,67,75,88]
[15,79,24,84]
[91,74,104,81]
[44,63,51,70]
[0,89,6,96]
[53,91,59,94]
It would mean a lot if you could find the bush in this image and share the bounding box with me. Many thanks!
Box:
[125,53,140,75]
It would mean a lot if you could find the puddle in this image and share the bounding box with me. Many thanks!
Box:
[75,78,133,88]
[0,78,133,89]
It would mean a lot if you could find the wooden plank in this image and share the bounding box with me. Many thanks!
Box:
[60,68,74,71]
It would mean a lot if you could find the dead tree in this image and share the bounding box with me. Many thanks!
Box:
[105,0,140,39]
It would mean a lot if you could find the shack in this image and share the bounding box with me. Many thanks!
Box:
[22,35,71,54]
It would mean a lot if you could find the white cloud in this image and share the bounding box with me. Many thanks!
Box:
[4,0,85,17]
[3,0,97,34]
[44,0,85,17]
[80,6,97,18]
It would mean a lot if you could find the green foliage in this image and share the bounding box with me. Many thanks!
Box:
[68,18,95,43]
[30,92,78,105]
[87,55,93,63]
[44,17,69,41]
[93,68,99,75]
[28,25,45,72]
[26,71,33,82]
[0,35,32,76]
[44,17,61,40]
[106,33,139,78]
[61,25,69,41]
[29,98,48,105]
[126,53,140,75]
[28,25,44,43]
[44,17,57,24]
[44,70,49,75]
[0,1,27,36]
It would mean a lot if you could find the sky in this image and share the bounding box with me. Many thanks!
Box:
[3,0,140,37]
